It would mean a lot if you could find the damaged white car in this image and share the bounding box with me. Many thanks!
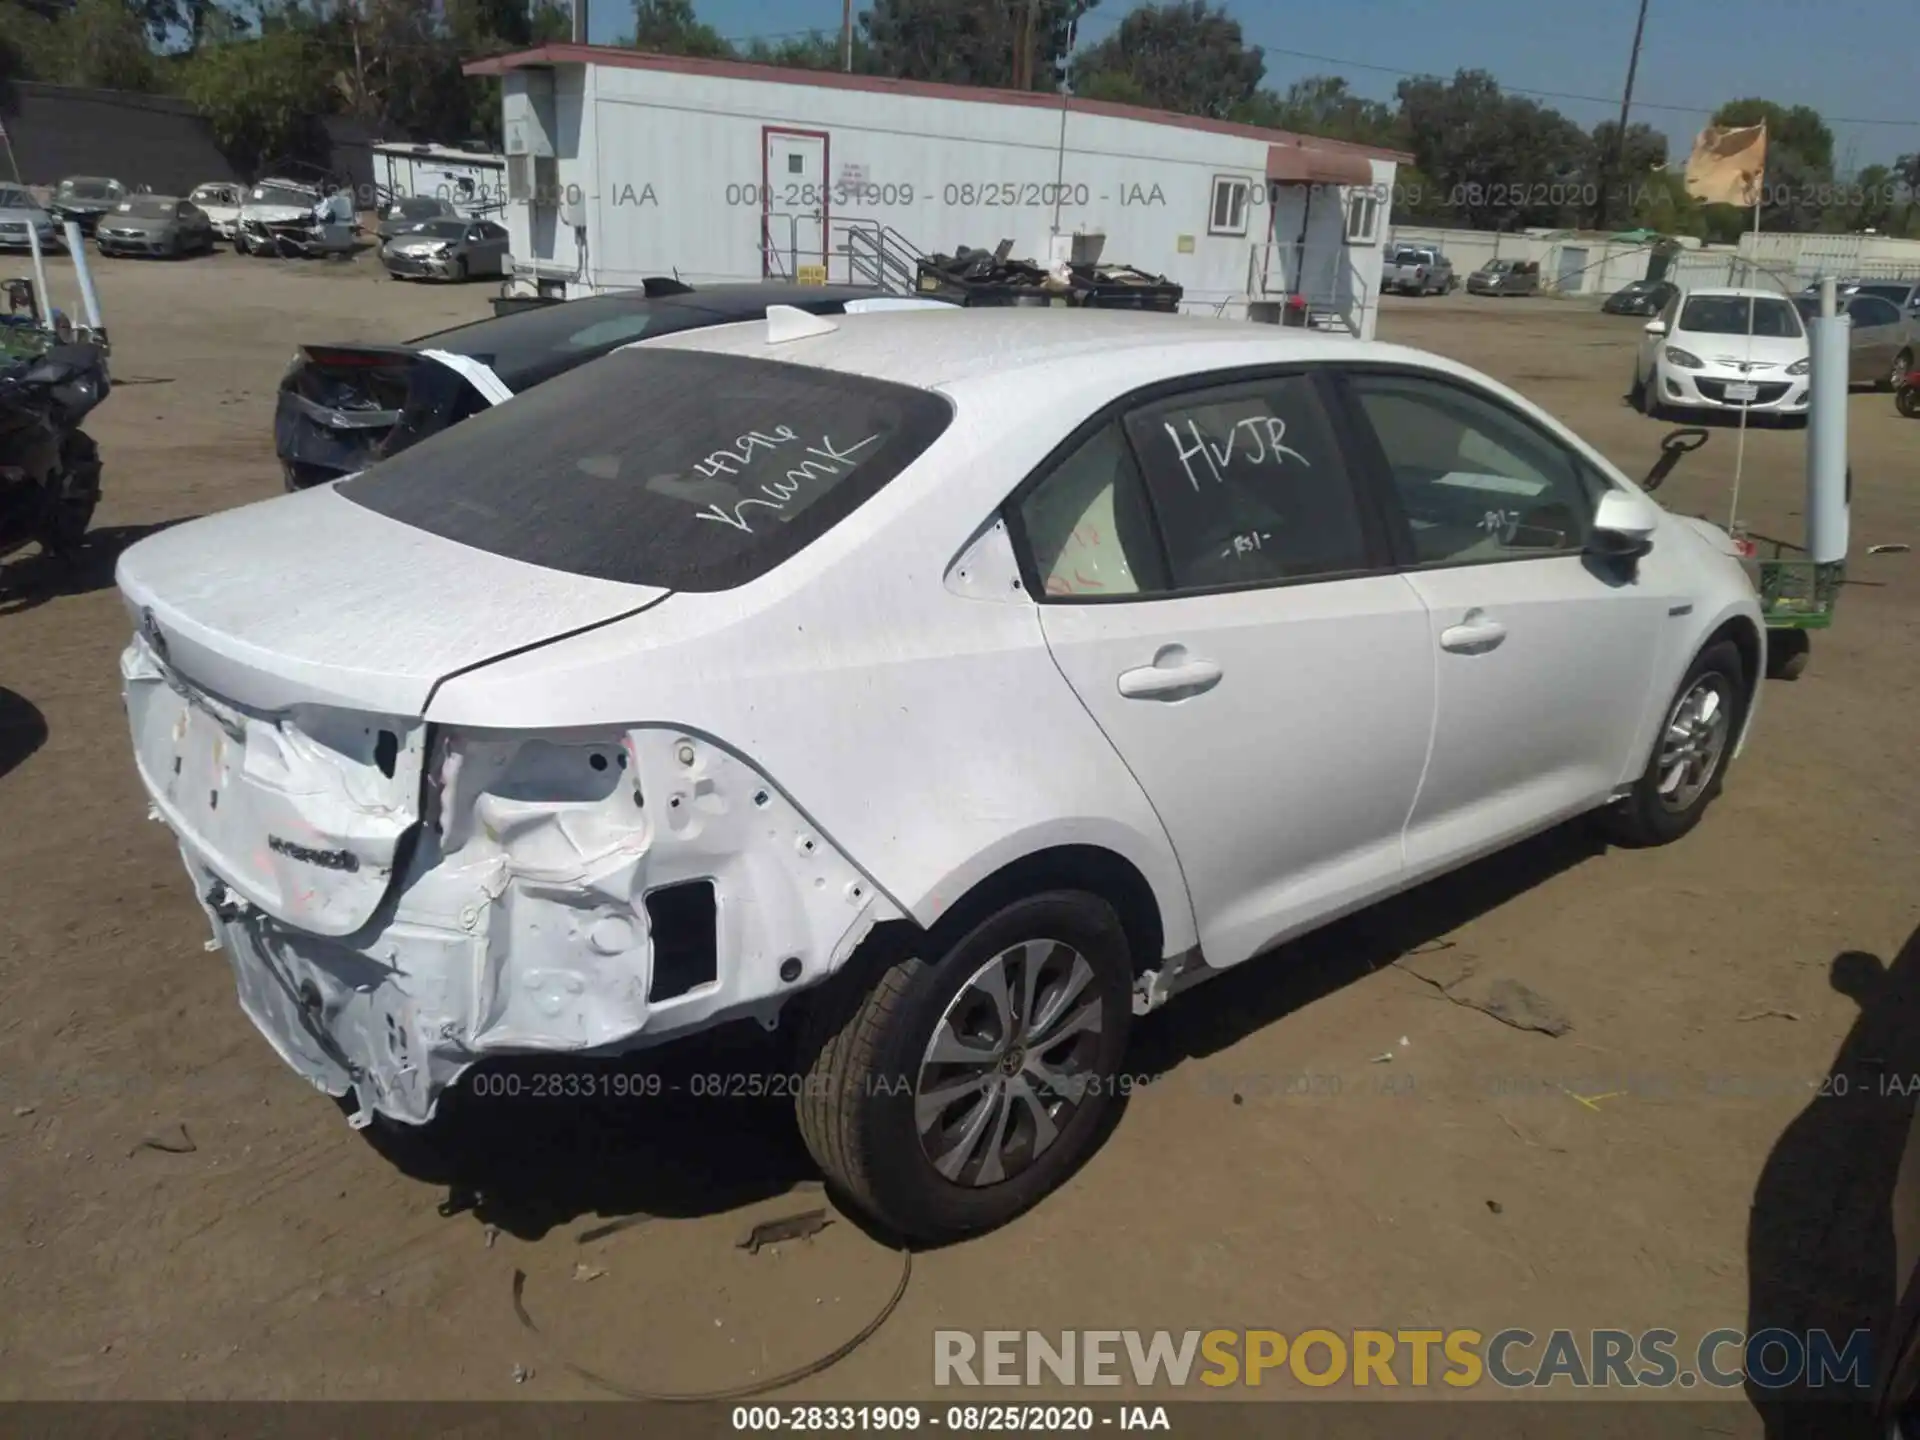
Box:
[118,307,1765,1239]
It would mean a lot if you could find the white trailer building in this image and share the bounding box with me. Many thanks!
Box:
[464,45,1405,337]
[372,141,507,217]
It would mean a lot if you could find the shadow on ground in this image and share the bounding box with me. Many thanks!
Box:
[1746,923,1920,1438]
[1130,819,1603,1073]
[0,686,47,780]
[372,821,1607,1245]
[0,519,195,616]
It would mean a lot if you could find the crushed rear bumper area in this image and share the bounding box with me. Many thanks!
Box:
[155,724,901,1128]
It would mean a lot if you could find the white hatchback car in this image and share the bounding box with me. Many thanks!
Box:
[118,308,1765,1239]
[1631,286,1811,419]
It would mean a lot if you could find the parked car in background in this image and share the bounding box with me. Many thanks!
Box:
[1631,287,1809,420]
[94,196,217,258]
[375,195,457,241]
[1382,244,1455,296]
[1603,279,1678,316]
[1800,276,1920,319]
[1466,258,1540,297]
[188,183,244,241]
[276,281,957,488]
[237,179,355,257]
[0,186,60,252]
[378,216,508,282]
[48,177,127,234]
[121,306,1765,1240]
[1792,290,1917,390]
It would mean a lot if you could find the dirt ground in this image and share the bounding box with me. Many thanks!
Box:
[2,247,1917,1415]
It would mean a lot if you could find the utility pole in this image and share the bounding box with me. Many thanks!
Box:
[1605,0,1650,230]
[571,0,588,45]
[1015,0,1036,89]
[841,0,853,72]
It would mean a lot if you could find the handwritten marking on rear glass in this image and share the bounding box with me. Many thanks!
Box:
[1164,415,1309,491]
[694,432,883,533]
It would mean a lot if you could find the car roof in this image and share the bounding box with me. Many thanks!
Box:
[639,306,1448,394]
[407,282,906,387]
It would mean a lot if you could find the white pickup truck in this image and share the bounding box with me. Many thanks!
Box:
[1382,243,1455,296]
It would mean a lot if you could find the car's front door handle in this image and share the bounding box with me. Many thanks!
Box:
[1440,612,1507,653]
[1118,653,1223,700]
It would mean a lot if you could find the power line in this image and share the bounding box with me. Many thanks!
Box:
[1246,38,1920,129]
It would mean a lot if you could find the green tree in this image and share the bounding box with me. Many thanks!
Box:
[738,28,872,73]
[626,0,728,57]
[17,0,157,88]
[180,13,330,174]
[1256,74,1400,148]
[860,0,1095,90]
[1394,69,1590,229]
[1588,118,1665,227]
[1073,0,1261,119]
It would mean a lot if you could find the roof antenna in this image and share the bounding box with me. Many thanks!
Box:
[766,305,838,344]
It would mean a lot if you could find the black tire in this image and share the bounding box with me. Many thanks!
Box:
[1765,627,1811,681]
[1598,640,1748,848]
[1900,387,1920,420]
[1629,368,1653,415]
[39,430,101,556]
[794,890,1134,1241]
[1890,349,1915,394]
[452,256,468,283]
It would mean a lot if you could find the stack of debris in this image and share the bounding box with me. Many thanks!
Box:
[914,240,1181,311]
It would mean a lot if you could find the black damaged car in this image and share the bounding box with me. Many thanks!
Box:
[1603,279,1678,317]
[274,281,953,490]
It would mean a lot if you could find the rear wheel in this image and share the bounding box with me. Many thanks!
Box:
[1900,386,1920,419]
[1598,640,1748,848]
[795,891,1134,1240]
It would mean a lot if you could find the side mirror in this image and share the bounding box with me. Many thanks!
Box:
[1587,489,1659,562]
[1643,319,1667,337]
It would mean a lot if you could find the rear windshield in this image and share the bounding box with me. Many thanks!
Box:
[1679,295,1802,338]
[339,347,954,590]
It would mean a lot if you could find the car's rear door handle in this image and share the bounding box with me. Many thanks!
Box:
[1118,651,1223,700]
[1440,610,1507,653]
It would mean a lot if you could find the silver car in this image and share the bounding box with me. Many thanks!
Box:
[94,195,217,258]
[0,185,59,251]
[378,216,509,281]
[375,195,457,242]
[1794,290,1917,389]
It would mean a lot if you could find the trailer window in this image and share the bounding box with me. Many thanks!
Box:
[338,348,954,591]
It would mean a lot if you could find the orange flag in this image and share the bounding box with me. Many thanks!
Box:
[1684,123,1768,207]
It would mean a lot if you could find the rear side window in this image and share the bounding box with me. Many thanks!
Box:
[339,348,953,591]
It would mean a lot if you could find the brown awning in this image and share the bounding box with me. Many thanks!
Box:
[1266,145,1377,187]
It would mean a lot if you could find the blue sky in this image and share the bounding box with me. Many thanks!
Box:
[584,0,1919,170]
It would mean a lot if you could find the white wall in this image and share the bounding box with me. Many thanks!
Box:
[502,62,1394,336]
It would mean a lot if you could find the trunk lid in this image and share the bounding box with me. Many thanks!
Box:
[117,487,668,935]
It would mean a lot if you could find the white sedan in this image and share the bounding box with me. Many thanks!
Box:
[117,308,1765,1239]
[1631,286,1811,419]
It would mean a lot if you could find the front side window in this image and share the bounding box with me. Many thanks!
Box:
[340,349,953,591]
[1123,375,1369,591]
[1347,372,1600,566]
[1209,176,1250,236]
